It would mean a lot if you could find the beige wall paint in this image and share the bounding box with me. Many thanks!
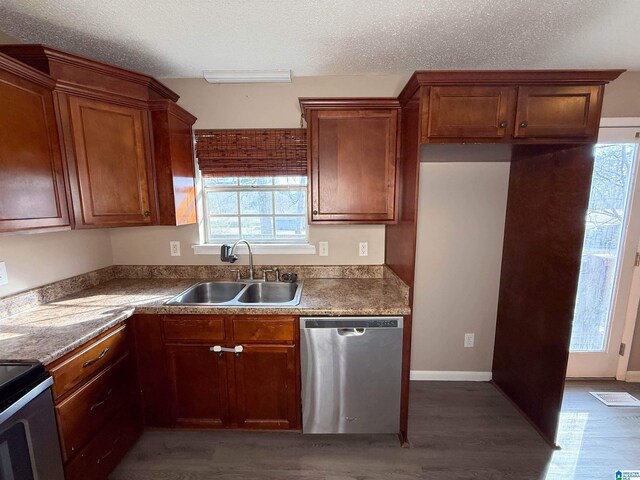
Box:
[0,230,113,297]
[411,162,510,372]
[0,30,19,44]
[110,223,384,265]
[601,71,640,118]
[109,75,411,266]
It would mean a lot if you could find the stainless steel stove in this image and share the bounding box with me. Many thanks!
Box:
[0,360,64,480]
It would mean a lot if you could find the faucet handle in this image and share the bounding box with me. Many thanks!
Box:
[273,267,280,282]
[262,269,274,282]
[230,269,242,281]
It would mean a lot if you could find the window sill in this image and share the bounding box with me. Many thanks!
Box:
[192,243,317,255]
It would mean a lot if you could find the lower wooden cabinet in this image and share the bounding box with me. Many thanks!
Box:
[165,344,230,428]
[46,324,142,480]
[134,314,302,431]
[234,344,299,429]
[64,403,140,480]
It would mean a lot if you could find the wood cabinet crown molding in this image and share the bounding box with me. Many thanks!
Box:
[0,44,180,102]
[398,69,626,106]
[0,51,56,88]
[299,97,400,116]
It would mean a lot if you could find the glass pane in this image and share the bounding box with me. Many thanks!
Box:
[239,177,273,186]
[274,176,308,186]
[274,190,305,214]
[209,216,239,241]
[241,217,274,240]
[240,191,273,214]
[206,191,237,215]
[204,177,238,186]
[570,144,637,352]
[275,216,307,240]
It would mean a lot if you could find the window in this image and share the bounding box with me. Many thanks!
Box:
[203,176,308,244]
[570,143,638,352]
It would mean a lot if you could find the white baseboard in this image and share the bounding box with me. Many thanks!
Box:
[626,371,640,383]
[410,370,492,382]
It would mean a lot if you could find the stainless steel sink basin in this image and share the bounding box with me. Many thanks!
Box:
[165,280,303,306]
[237,282,301,304]
[165,281,247,305]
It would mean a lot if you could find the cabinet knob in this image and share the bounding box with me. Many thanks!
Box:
[143,210,151,217]
[519,120,529,128]
[499,120,508,128]
[313,210,318,215]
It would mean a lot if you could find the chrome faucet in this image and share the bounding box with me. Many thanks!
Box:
[225,239,255,280]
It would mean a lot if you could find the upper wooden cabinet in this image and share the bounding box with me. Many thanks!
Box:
[400,70,625,144]
[427,86,515,139]
[0,44,198,232]
[149,100,198,226]
[64,96,155,227]
[0,53,70,233]
[513,85,601,139]
[300,99,400,224]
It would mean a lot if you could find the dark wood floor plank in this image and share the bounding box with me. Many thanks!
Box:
[111,380,640,480]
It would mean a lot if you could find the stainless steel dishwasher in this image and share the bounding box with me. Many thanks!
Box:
[300,316,403,434]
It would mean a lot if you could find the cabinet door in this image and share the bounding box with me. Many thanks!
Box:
[165,345,229,428]
[310,109,398,223]
[513,85,602,139]
[0,56,70,233]
[233,344,300,429]
[67,96,154,226]
[426,86,515,139]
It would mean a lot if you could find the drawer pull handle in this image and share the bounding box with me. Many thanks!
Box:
[96,437,119,464]
[83,347,110,368]
[90,389,113,412]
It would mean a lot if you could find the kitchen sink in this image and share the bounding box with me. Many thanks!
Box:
[165,280,303,306]
[237,282,300,304]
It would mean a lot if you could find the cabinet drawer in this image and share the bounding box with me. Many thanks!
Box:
[56,354,133,462]
[232,317,295,343]
[162,316,225,343]
[49,325,129,400]
[64,403,141,480]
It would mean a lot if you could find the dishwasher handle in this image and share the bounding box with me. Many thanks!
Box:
[337,328,366,337]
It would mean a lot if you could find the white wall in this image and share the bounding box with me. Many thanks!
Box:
[0,230,113,297]
[110,224,384,265]
[108,75,411,266]
[411,161,510,374]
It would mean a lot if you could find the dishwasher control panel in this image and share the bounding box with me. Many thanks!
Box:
[300,317,403,329]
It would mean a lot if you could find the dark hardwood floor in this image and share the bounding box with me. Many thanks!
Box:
[111,381,640,479]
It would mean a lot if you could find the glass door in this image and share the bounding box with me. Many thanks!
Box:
[567,126,640,378]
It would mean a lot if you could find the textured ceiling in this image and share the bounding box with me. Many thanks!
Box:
[0,0,638,78]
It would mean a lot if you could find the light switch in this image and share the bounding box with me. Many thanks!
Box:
[319,241,329,257]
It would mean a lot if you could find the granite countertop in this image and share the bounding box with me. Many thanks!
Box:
[0,277,410,365]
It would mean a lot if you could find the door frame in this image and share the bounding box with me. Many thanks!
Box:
[566,118,640,379]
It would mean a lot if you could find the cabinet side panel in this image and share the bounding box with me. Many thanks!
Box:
[492,144,594,446]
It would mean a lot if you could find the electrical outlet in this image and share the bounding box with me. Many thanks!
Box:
[170,241,181,257]
[359,242,368,257]
[0,262,8,286]
[319,241,329,257]
[464,333,475,348]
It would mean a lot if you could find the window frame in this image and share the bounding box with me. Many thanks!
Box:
[201,176,310,246]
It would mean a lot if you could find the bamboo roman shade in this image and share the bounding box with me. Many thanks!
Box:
[195,128,307,177]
